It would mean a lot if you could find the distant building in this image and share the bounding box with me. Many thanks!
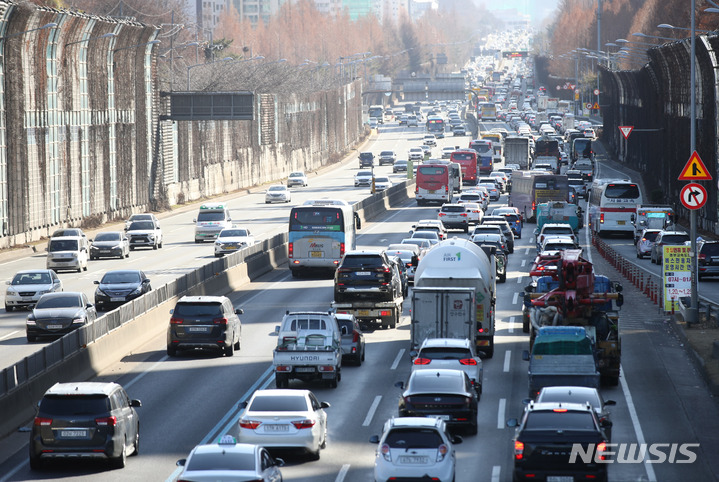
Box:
[341,0,373,20]
[408,0,437,21]
[197,0,230,31]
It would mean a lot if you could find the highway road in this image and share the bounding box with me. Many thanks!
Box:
[1,112,718,481]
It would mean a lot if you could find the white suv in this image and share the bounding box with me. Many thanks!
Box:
[410,338,483,396]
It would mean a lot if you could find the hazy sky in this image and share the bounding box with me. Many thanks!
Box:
[480,0,561,26]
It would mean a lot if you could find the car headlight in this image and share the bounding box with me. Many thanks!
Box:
[37,290,51,296]
[72,316,85,325]
[147,234,155,240]
[95,288,107,297]
[90,246,99,251]
[6,287,15,295]
[215,240,222,246]
[129,287,143,296]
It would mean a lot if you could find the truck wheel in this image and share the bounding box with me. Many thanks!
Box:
[329,374,338,388]
[275,374,289,389]
[522,314,530,333]
[602,375,620,386]
[389,310,398,329]
[498,272,507,283]
[484,342,494,359]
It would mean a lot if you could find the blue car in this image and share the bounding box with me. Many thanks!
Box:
[502,213,523,239]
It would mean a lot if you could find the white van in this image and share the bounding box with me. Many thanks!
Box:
[194,203,232,243]
[46,236,89,272]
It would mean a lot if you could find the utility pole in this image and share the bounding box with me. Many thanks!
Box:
[688,0,698,323]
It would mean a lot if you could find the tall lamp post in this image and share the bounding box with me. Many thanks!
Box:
[688,1,699,324]
[0,22,57,41]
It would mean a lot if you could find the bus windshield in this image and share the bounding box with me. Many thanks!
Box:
[418,166,446,176]
[290,208,344,232]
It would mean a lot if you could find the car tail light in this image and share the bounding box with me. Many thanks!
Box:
[288,242,293,258]
[34,417,52,426]
[600,213,604,224]
[437,444,448,461]
[340,242,345,257]
[381,443,392,461]
[170,317,183,324]
[553,408,568,413]
[275,365,291,371]
[597,441,608,461]
[292,419,316,429]
[413,357,431,365]
[352,331,360,343]
[459,358,477,365]
[514,440,524,460]
[239,420,261,429]
[438,212,446,217]
[318,365,335,372]
[460,213,468,217]
[213,317,228,325]
[95,416,117,426]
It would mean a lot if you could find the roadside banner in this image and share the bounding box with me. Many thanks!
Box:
[662,245,692,313]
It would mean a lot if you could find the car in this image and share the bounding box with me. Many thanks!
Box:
[354,170,374,187]
[533,386,616,442]
[214,227,255,257]
[489,171,508,192]
[126,220,163,251]
[124,213,159,231]
[89,231,130,260]
[463,202,484,225]
[651,230,691,264]
[441,146,455,159]
[238,389,329,460]
[535,223,577,250]
[399,238,432,253]
[407,115,419,127]
[392,159,408,173]
[378,150,397,166]
[5,269,62,312]
[410,230,440,246]
[419,144,431,157]
[396,369,479,435]
[410,219,448,240]
[359,151,375,167]
[29,382,141,470]
[46,235,89,272]
[636,228,661,259]
[410,338,483,396]
[390,255,410,297]
[483,220,515,253]
[176,435,284,482]
[265,184,291,203]
[287,171,308,187]
[437,203,470,233]
[408,147,424,161]
[471,224,507,247]
[540,235,580,254]
[478,182,500,201]
[423,135,437,146]
[94,269,151,312]
[369,417,461,482]
[473,233,508,282]
[507,402,608,482]
[385,244,421,283]
[334,250,403,302]
[698,240,719,279]
[336,313,365,366]
[373,176,392,192]
[167,295,243,357]
[398,115,409,125]
[460,189,488,210]
[453,124,467,136]
[193,203,232,243]
[26,292,97,342]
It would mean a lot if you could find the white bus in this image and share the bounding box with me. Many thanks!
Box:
[288,199,360,276]
[588,179,643,237]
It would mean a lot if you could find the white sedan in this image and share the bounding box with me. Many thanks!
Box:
[287,171,308,187]
[214,227,255,257]
[373,176,392,192]
[354,170,374,187]
[5,270,63,312]
[265,184,291,203]
[238,389,329,460]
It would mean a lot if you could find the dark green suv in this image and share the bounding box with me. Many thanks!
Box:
[30,382,141,470]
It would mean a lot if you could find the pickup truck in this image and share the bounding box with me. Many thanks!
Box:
[273,311,342,388]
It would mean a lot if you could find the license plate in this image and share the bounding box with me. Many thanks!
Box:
[60,430,88,438]
[22,297,34,301]
[356,272,371,276]
[547,477,574,482]
[358,310,370,316]
[188,327,208,333]
[398,455,428,464]
[110,297,125,302]
[429,190,436,194]
[225,245,238,250]
[435,415,450,420]
[295,367,316,373]
[100,249,111,253]
[617,220,625,225]
[265,424,289,432]
[310,251,324,258]
[47,324,63,330]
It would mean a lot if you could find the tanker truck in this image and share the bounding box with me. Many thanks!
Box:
[412,238,496,357]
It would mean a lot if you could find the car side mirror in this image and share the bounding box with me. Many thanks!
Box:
[274,457,285,467]
[94,280,100,285]
[170,309,174,315]
[409,350,418,358]
[176,459,186,467]
[394,381,405,390]
[522,350,530,361]
[369,435,380,444]
[235,308,244,315]
[605,400,616,406]
[451,435,463,445]
[320,401,331,409]
[241,401,248,409]
[86,304,94,310]
[274,325,280,334]
[130,399,142,408]
[506,418,519,428]
[522,398,532,405]
[192,219,197,223]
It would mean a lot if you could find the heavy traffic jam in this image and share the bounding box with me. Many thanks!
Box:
[2,32,718,482]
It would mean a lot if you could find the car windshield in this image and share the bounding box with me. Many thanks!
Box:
[219,229,249,238]
[249,395,308,412]
[524,411,596,431]
[197,212,225,222]
[380,151,394,156]
[419,347,472,360]
[52,229,81,237]
[36,294,82,309]
[268,186,286,192]
[40,395,110,415]
[412,232,438,239]
[375,177,390,183]
[128,221,155,230]
[186,451,256,471]
[173,302,223,317]
[12,272,52,285]
[94,232,121,242]
[289,172,304,178]
[384,428,444,449]
[101,272,141,284]
[48,239,79,252]
[129,215,152,222]
[357,171,372,177]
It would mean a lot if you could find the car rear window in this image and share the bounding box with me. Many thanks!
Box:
[338,320,354,335]
[341,255,384,268]
[642,231,660,242]
[525,411,596,431]
[174,302,224,318]
[701,242,719,256]
[544,227,573,235]
[249,395,308,412]
[442,206,466,213]
[662,234,690,244]
[460,194,481,201]
[40,395,110,415]
[187,452,255,471]
[538,391,601,407]
[419,347,472,360]
[385,428,443,448]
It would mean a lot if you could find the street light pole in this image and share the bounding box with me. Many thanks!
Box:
[688,0,699,324]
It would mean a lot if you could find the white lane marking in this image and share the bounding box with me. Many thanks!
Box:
[620,368,657,482]
[363,395,383,427]
[497,398,506,429]
[516,275,523,284]
[508,316,515,334]
[491,465,501,482]
[503,350,511,372]
[0,330,20,342]
[525,247,531,255]
[512,293,518,304]
[391,349,405,370]
[521,259,526,267]
[335,464,351,482]
[124,355,169,390]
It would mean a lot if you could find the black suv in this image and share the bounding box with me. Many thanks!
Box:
[30,382,141,470]
[698,240,719,279]
[358,151,375,168]
[508,402,608,482]
[167,295,243,357]
[334,251,402,302]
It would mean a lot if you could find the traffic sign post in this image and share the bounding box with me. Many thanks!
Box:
[618,126,634,140]
[680,183,707,210]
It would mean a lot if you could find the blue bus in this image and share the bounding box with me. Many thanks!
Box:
[288,200,360,276]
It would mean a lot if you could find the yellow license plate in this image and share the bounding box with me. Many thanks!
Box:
[358,310,370,316]
[429,190,436,194]
[617,220,625,225]
[477,340,489,346]
[310,251,324,258]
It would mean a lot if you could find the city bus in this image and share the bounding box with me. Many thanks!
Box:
[288,199,360,277]
[368,105,384,124]
[479,102,497,121]
[509,171,570,222]
[450,149,478,185]
[588,179,643,237]
[416,163,453,205]
[469,139,494,175]
[426,115,446,137]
